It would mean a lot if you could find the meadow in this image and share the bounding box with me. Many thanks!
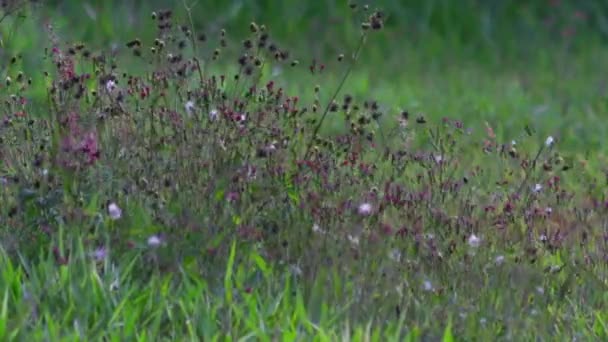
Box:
[1,0,608,340]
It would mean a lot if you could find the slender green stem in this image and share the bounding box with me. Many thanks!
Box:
[302,33,367,161]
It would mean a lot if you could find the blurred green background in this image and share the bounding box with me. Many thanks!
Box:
[2,0,608,154]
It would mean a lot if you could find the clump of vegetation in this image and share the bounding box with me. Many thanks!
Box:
[0,1,607,340]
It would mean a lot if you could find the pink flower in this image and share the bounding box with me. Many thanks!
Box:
[79,131,100,164]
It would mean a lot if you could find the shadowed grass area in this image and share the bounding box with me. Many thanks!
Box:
[1,1,608,340]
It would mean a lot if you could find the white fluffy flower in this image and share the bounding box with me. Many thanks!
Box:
[348,234,360,246]
[357,202,373,216]
[468,234,481,248]
[495,255,505,265]
[147,235,162,247]
[209,109,218,121]
[312,223,325,234]
[185,100,195,116]
[545,136,554,147]
[423,280,433,291]
[108,202,122,220]
[105,80,116,92]
[388,249,401,262]
[533,183,542,193]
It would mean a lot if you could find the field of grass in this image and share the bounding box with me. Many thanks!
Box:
[1,0,608,340]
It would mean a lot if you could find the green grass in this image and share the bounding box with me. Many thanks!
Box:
[1,0,608,340]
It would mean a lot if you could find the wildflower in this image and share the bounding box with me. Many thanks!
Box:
[348,234,360,246]
[545,136,554,147]
[234,113,246,123]
[389,249,401,262]
[495,255,505,265]
[289,264,302,276]
[91,246,107,261]
[147,235,162,247]
[79,131,100,164]
[511,140,517,146]
[105,79,116,92]
[533,183,542,193]
[357,202,373,216]
[185,100,195,116]
[209,109,218,121]
[312,223,326,234]
[108,202,122,220]
[468,234,481,248]
[423,280,433,291]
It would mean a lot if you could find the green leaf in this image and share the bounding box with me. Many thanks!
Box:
[442,319,454,342]
[0,288,8,339]
[224,240,237,304]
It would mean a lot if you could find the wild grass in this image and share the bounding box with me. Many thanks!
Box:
[1,1,608,340]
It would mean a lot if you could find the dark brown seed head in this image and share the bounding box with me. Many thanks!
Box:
[244,65,254,76]
[371,18,383,30]
[329,101,339,112]
[250,22,259,33]
[126,39,141,48]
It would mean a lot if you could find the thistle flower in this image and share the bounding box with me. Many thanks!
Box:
[312,223,326,234]
[108,202,122,220]
[147,235,162,247]
[91,246,107,261]
[468,234,481,248]
[423,280,434,291]
[185,100,195,116]
[209,109,218,121]
[105,79,116,92]
[495,255,505,265]
[357,202,373,216]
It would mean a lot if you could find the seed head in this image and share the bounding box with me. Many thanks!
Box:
[250,22,259,33]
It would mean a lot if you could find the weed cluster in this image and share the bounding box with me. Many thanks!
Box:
[0,3,607,336]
